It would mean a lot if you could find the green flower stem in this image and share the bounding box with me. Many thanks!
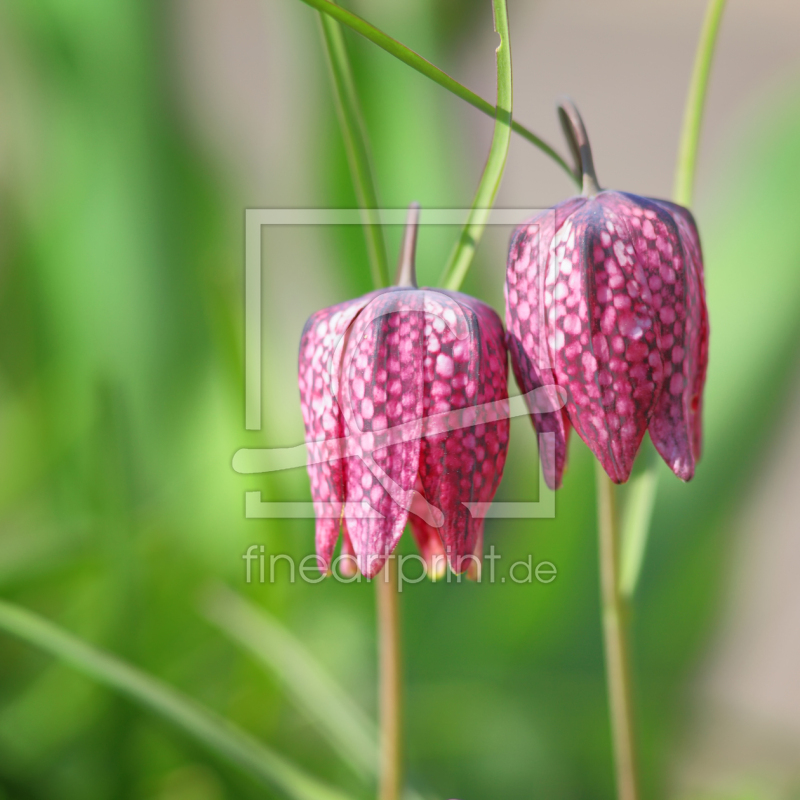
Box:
[595,466,639,800]
[319,7,390,288]
[0,600,351,800]
[619,0,727,600]
[673,0,728,207]
[298,0,576,185]
[439,0,513,291]
[376,558,403,800]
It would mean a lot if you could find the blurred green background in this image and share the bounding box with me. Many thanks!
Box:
[1,0,800,798]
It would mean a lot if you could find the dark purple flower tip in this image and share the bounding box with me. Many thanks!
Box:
[299,205,510,578]
[505,99,708,488]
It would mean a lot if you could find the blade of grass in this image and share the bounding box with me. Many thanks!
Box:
[439,0,512,291]
[673,0,728,206]
[297,0,576,185]
[619,444,659,598]
[201,584,378,781]
[0,599,351,800]
[620,0,728,598]
[319,5,390,288]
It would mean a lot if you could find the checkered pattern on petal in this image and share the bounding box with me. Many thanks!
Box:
[298,294,374,571]
[339,289,426,578]
[652,200,709,463]
[554,195,662,483]
[411,290,509,572]
[505,190,708,485]
[505,197,585,488]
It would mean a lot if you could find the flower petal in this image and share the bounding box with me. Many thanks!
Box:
[298,296,371,572]
[340,289,426,578]
[505,198,585,488]
[556,193,663,483]
[408,481,447,580]
[652,200,708,463]
[414,291,509,572]
[337,530,359,579]
[621,195,703,480]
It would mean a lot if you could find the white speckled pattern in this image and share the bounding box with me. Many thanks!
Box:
[299,287,509,577]
[506,191,708,486]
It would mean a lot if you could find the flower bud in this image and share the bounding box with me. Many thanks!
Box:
[505,100,708,487]
[299,205,510,577]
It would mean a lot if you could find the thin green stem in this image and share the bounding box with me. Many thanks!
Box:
[0,600,350,800]
[673,0,728,207]
[439,0,513,291]
[298,0,577,185]
[394,202,420,289]
[595,465,639,800]
[319,7,390,288]
[619,0,728,599]
[619,442,659,598]
[376,558,402,800]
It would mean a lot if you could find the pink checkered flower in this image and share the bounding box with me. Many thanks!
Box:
[505,100,708,488]
[299,205,510,578]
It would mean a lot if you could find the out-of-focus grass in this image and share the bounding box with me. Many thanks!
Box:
[0,1,799,799]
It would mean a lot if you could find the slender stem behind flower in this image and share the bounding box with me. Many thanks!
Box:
[595,464,639,800]
[439,0,513,291]
[318,8,390,289]
[673,0,728,207]
[395,203,420,289]
[376,558,403,800]
[296,0,577,184]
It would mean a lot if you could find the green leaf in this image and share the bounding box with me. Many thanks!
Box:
[201,584,378,781]
[439,0,513,291]
[297,0,575,183]
[319,5,390,288]
[0,600,352,800]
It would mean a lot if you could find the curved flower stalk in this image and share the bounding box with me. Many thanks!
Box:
[299,205,510,578]
[505,99,709,487]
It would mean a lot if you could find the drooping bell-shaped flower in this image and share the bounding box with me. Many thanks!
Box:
[505,99,708,488]
[299,204,510,578]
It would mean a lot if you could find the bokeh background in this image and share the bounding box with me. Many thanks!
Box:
[1,0,800,798]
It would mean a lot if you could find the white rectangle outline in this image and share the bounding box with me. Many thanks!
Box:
[243,207,557,519]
